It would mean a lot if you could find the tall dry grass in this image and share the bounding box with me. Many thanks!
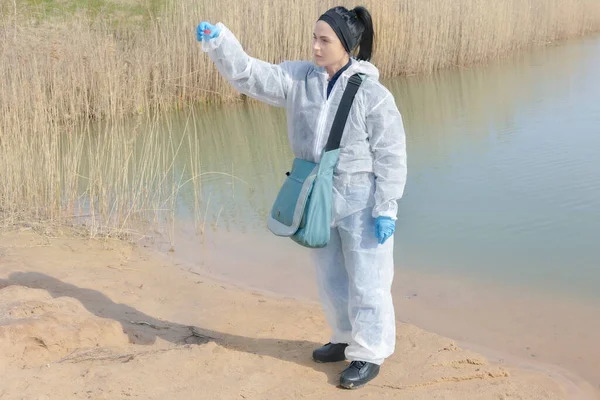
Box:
[1,0,600,237]
[0,112,206,242]
[3,0,600,123]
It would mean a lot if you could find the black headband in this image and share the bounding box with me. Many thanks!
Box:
[318,10,358,53]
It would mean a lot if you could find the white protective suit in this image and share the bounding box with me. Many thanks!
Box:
[203,23,407,365]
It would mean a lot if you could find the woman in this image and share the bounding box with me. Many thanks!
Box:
[197,6,407,390]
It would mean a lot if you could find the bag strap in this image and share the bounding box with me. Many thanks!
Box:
[324,73,365,152]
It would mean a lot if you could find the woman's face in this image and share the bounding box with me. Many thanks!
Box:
[312,20,348,68]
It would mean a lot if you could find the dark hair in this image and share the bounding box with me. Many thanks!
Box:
[331,6,375,61]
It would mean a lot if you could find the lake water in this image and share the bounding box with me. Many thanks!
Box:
[142,35,600,395]
[169,35,600,296]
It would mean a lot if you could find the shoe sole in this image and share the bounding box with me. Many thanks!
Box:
[339,382,366,390]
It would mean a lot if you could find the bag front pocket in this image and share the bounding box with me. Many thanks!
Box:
[267,158,318,237]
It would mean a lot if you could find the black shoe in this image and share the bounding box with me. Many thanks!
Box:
[312,342,348,363]
[339,361,380,389]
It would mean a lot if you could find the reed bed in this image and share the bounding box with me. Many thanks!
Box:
[1,0,599,237]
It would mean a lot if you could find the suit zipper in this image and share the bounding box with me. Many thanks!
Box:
[314,81,332,160]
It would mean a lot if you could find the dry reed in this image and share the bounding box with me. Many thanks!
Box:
[1,0,599,236]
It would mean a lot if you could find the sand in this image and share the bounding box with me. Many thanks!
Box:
[0,228,586,399]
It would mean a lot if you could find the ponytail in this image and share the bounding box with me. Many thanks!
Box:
[320,6,376,62]
[352,6,374,61]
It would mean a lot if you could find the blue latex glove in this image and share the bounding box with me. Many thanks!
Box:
[375,216,395,245]
[196,22,221,42]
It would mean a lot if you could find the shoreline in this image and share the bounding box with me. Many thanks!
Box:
[177,256,600,400]
[1,228,596,398]
[156,226,600,399]
[178,256,600,398]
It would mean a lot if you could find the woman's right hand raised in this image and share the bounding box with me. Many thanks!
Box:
[196,22,221,42]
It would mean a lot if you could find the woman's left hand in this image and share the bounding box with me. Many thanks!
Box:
[375,216,395,244]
